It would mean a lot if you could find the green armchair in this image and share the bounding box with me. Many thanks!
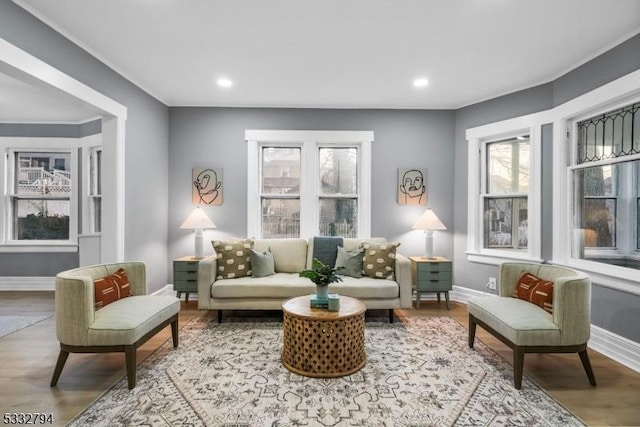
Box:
[467,262,596,389]
[50,262,180,389]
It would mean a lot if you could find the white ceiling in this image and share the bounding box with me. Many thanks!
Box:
[8,0,640,112]
[0,72,101,123]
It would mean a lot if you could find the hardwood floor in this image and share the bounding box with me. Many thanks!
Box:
[1,292,639,426]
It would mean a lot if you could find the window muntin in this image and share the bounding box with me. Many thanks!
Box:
[10,151,72,241]
[577,102,640,164]
[482,136,530,252]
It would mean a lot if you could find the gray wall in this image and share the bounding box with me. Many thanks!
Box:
[168,108,456,264]
[0,2,170,291]
[452,33,640,343]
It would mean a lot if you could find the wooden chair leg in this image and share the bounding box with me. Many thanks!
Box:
[50,348,70,387]
[579,349,597,386]
[389,309,394,323]
[468,316,477,348]
[125,345,137,390]
[217,310,223,323]
[171,317,179,348]
[513,346,525,390]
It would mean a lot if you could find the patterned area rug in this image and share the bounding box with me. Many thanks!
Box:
[70,315,584,426]
[0,315,50,338]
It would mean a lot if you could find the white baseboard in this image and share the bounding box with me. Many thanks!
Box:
[446,285,640,374]
[589,324,640,373]
[153,284,175,297]
[0,276,55,291]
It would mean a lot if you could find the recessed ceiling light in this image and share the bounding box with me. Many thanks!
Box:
[217,77,233,88]
[413,78,429,88]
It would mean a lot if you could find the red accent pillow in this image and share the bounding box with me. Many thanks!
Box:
[530,280,554,314]
[512,272,554,314]
[94,268,132,309]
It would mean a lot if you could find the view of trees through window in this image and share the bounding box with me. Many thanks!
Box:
[259,146,360,238]
[13,151,71,240]
[483,137,530,249]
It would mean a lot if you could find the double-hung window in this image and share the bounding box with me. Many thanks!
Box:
[467,118,541,264]
[1,141,78,249]
[484,137,530,250]
[569,101,640,269]
[247,130,372,239]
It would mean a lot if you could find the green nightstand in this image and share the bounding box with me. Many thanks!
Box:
[173,256,199,302]
[410,256,452,310]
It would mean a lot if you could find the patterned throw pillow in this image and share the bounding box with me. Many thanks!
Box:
[94,268,131,310]
[360,242,400,280]
[512,272,554,314]
[212,239,254,279]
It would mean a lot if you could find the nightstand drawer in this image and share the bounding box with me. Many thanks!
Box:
[174,280,197,292]
[174,270,198,281]
[417,278,452,291]
[418,271,452,282]
[174,260,199,272]
[417,262,451,273]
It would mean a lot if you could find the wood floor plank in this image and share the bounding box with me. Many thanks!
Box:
[1,293,639,426]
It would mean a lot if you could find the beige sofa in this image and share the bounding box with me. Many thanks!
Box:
[197,237,413,322]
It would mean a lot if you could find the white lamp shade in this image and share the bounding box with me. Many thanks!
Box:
[180,207,216,230]
[412,208,447,231]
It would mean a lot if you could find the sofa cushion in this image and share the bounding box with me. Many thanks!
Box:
[209,273,398,300]
[213,239,254,279]
[361,241,400,280]
[250,247,275,278]
[335,246,363,278]
[94,268,131,310]
[254,238,307,273]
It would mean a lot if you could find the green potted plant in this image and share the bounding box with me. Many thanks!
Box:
[299,258,343,300]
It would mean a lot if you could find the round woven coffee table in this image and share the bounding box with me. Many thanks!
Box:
[281,295,366,378]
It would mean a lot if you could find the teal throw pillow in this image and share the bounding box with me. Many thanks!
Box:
[250,247,275,278]
[334,246,364,278]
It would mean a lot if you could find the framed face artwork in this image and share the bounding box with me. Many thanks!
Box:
[192,167,223,205]
[397,168,427,205]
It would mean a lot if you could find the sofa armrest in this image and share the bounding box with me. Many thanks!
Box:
[395,254,413,308]
[553,275,591,345]
[197,256,217,309]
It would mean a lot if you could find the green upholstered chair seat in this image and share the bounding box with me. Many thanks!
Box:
[468,296,560,346]
[88,296,180,346]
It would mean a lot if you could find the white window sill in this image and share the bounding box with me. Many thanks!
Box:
[551,258,640,297]
[0,243,78,253]
[466,251,543,266]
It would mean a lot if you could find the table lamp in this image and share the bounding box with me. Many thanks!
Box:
[180,206,216,258]
[412,208,447,259]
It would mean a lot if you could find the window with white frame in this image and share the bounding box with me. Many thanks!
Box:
[247,130,372,239]
[569,101,640,270]
[2,147,77,245]
[484,137,530,250]
[467,119,541,264]
[88,146,102,233]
